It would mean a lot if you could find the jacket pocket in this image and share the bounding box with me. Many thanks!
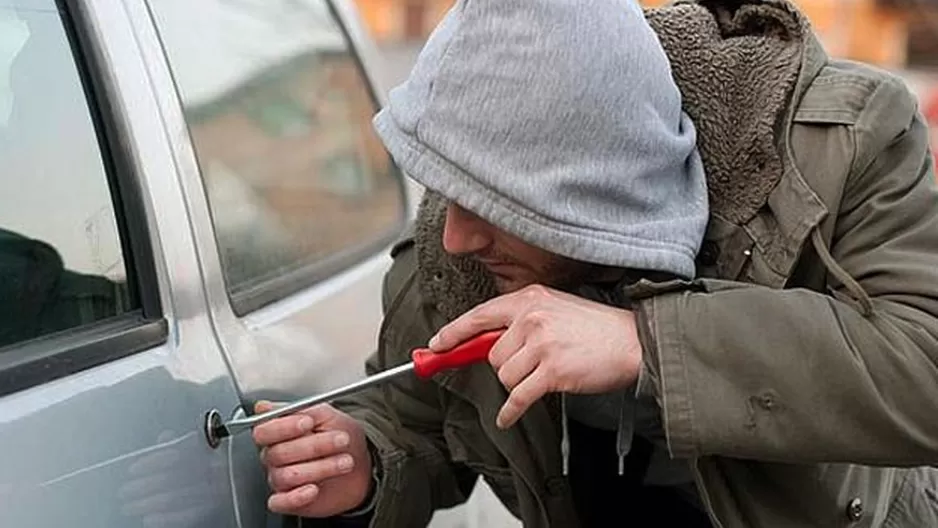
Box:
[442,401,521,512]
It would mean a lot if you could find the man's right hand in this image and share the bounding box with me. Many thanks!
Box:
[252,401,374,518]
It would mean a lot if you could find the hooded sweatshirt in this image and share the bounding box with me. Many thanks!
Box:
[372,0,709,511]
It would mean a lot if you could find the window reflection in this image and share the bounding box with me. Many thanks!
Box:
[149,0,405,303]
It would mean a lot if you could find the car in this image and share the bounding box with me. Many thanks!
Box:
[0,0,410,526]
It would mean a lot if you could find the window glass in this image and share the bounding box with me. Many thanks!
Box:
[148,0,405,309]
[0,1,135,349]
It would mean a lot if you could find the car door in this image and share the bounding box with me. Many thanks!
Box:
[126,0,410,524]
[0,0,251,526]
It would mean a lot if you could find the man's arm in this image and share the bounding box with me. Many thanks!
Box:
[330,241,479,525]
[637,79,938,465]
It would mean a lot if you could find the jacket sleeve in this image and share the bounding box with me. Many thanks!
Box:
[329,242,478,526]
[637,78,938,466]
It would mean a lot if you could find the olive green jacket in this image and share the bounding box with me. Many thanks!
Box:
[334,0,938,526]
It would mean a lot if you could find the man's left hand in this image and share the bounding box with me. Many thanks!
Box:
[429,285,643,429]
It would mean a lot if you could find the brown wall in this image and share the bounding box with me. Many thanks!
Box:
[351,0,929,70]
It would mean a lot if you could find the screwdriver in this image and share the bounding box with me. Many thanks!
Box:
[208,329,504,442]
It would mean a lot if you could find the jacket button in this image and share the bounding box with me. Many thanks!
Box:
[698,241,720,266]
[845,497,864,522]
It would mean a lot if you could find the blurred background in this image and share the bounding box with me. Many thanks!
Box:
[360,0,938,163]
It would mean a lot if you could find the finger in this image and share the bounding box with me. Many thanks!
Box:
[495,345,540,391]
[255,400,280,414]
[262,430,351,468]
[496,367,549,429]
[488,318,530,368]
[252,415,316,447]
[252,405,335,447]
[429,291,527,351]
[268,454,356,492]
[268,484,319,515]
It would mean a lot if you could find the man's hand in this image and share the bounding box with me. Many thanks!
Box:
[252,402,373,518]
[430,285,643,429]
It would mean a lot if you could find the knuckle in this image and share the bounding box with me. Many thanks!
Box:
[267,442,301,466]
[541,361,561,381]
[522,309,550,329]
[268,468,289,490]
[311,403,334,419]
[508,391,531,410]
[265,445,285,466]
[251,427,266,445]
[497,368,514,389]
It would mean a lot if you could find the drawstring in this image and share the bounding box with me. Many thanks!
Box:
[616,391,635,476]
[559,389,635,477]
[561,393,570,475]
[810,229,874,317]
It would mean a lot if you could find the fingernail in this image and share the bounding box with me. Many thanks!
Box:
[337,455,354,472]
[428,334,440,349]
[334,433,350,449]
[297,417,314,432]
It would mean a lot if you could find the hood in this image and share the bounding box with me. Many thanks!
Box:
[374,0,709,280]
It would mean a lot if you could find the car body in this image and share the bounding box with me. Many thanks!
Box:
[0,0,408,526]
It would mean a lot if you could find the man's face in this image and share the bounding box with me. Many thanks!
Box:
[442,202,595,293]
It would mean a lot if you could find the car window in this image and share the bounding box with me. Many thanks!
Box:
[147,0,406,314]
[0,1,137,350]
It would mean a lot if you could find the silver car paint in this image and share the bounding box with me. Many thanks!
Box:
[0,0,248,526]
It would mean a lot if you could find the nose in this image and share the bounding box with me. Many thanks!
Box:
[442,203,491,255]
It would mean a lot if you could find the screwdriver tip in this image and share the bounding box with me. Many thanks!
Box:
[214,423,231,439]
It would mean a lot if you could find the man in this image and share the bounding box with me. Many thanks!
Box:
[252,0,938,526]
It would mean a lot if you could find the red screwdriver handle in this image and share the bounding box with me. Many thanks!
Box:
[411,330,504,379]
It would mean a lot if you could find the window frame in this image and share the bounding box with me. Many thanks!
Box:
[0,0,168,398]
[145,0,409,317]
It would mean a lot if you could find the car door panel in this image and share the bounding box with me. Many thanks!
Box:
[0,0,250,526]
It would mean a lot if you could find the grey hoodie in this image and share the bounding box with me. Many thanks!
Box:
[373,0,708,279]
[373,0,708,487]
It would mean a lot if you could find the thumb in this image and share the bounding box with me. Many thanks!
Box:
[254,400,281,414]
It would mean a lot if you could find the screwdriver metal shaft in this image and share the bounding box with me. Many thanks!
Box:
[207,329,503,444]
[213,362,415,440]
